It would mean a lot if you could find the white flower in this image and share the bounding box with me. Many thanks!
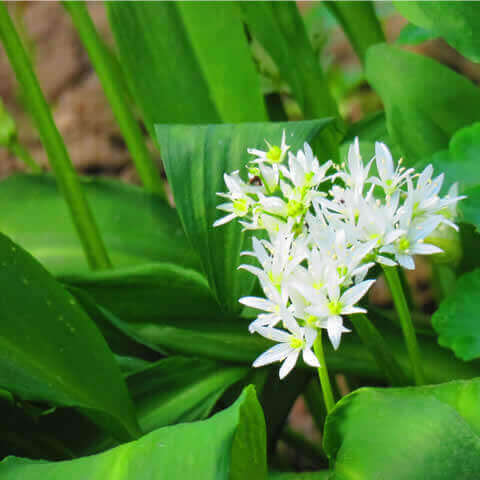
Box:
[305,279,375,349]
[371,142,413,196]
[281,143,332,190]
[213,172,257,227]
[341,137,373,195]
[252,320,319,379]
[248,130,290,166]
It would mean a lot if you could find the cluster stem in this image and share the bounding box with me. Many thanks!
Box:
[313,329,336,414]
[383,266,425,385]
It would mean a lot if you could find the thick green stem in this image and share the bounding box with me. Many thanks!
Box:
[350,313,408,386]
[63,1,165,198]
[0,2,111,270]
[10,140,41,173]
[313,330,336,414]
[383,266,425,385]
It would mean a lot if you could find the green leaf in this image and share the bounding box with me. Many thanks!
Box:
[107,1,266,140]
[270,472,331,480]
[0,174,199,275]
[395,1,480,62]
[432,269,480,361]
[127,357,247,434]
[325,1,385,63]
[461,187,480,233]
[324,379,480,479]
[0,386,267,480]
[156,119,343,312]
[0,233,140,440]
[100,313,480,385]
[240,2,338,119]
[395,23,437,46]
[62,262,220,323]
[366,44,480,163]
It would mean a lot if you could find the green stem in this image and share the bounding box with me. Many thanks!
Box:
[10,140,41,173]
[304,377,327,432]
[313,330,336,414]
[350,313,408,386]
[383,266,425,385]
[63,1,165,199]
[0,2,111,270]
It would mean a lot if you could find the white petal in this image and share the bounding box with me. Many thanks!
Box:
[397,254,415,270]
[303,347,320,368]
[239,296,272,312]
[412,243,443,255]
[253,343,291,368]
[255,326,292,343]
[340,280,375,308]
[377,255,397,267]
[213,213,236,227]
[341,305,367,315]
[279,350,300,379]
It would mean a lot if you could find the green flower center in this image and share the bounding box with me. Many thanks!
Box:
[290,337,304,349]
[328,300,342,316]
[313,281,324,290]
[397,236,410,253]
[287,199,306,217]
[337,265,348,278]
[233,198,249,216]
[305,315,317,327]
[266,145,282,163]
[268,270,283,288]
[304,171,315,185]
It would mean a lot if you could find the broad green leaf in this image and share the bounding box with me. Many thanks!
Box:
[461,187,480,233]
[62,262,220,323]
[420,123,480,193]
[0,233,140,440]
[107,1,266,141]
[324,379,480,479]
[0,386,267,480]
[241,2,338,119]
[68,286,158,362]
[395,23,437,46]
[325,2,385,63]
[0,174,199,275]
[366,44,480,163]
[127,357,247,434]
[395,1,480,62]
[270,473,331,480]
[432,269,480,361]
[98,313,480,385]
[156,119,344,312]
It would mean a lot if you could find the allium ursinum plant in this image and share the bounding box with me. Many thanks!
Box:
[214,132,465,389]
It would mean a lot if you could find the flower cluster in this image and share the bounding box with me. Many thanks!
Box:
[214,132,464,379]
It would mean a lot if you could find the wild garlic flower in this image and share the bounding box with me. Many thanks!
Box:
[214,133,464,378]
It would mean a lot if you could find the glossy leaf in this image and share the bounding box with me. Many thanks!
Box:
[0,386,267,480]
[107,1,266,141]
[128,357,247,434]
[156,119,343,312]
[395,23,437,46]
[99,313,480,385]
[0,233,139,440]
[432,269,480,361]
[240,2,338,119]
[325,1,384,63]
[461,186,480,233]
[324,379,480,479]
[270,473,331,480]
[62,262,220,323]
[395,1,480,62]
[366,44,480,163]
[0,174,199,275]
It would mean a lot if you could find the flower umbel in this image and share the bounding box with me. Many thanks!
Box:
[214,132,464,379]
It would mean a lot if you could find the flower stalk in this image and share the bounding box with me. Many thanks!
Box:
[383,266,425,385]
[313,330,336,414]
